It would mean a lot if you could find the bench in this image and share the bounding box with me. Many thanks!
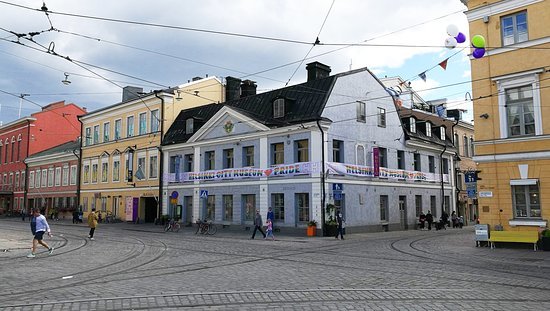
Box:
[489,231,539,251]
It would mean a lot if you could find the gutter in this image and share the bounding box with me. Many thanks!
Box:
[23,119,31,213]
[154,91,165,219]
[451,119,460,217]
[316,120,326,236]
[76,116,84,211]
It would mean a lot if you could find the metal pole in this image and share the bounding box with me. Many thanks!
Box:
[18,94,29,119]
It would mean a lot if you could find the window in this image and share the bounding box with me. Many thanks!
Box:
[113,159,120,182]
[101,162,109,182]
[114,119,122,140]
[444,196,451,215]
[271,143,284,165]
[8,173,12,188]
[85,127,92,146]
[70,165,77,185]
[469,137,475,157]
[83,164,90,184]
[41,169,47,187]
[169,156,179,174]
[440,127,446,140]
[184,154,193,172]
[356,101,366,122]
[205,151,215,170]
[428,156,435,173]
[149,155,158,179]
[101,197,107,212]
[454,133,460,152]
[11,136,15,162]
[501,11,527,46]
[127,116,135,137]
[442,158,449,175]
[91,163,98,183]
[242,194,255,222]
[332,140,343,163]
[150,109,160,133]
[103,122,110,142]
[356,145,365,165]
[430,195,437,216]
[82,197,88,212]
[463,135,469,157]
[186,118,194,134]
[410,117,416,133]
[506,85,534,137]
[380,195,388,221]
[271,193,285,221]
[414,153,421,171]
[295,140,308,163]
[223,149,234,169]
[273,98,285,118]
[93,125,99,144]
[139,112,147,135]
[29,171,35,189]
[425,122,432,137]
[0,143,2,165]
[62,166,69,186]
[17,135,21,162]
[223,195,233,221]
[379,147,387,168]
[397,150,405,170]
[415,195,422,217]
[35,170,41,188]
[296,193,310,222]
[21,171,25,189]
[4,139,8,163]
[55,167,61,186]
[47,168,54,187]
[15,172,19,189]
[377,107,386,127]
[512,184,540,218]
[206,195,215,220]
[243,146,255,167]
[137,156,146,179]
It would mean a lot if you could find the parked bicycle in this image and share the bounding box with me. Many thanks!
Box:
[195,219,217,235]
[164,218,181,232]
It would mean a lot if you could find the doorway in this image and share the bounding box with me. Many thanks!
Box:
[399,196,408,230]
[142,197,158,223]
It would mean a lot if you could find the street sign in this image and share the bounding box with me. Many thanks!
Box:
[200,190,208,199]
[334,192,343,200]
[467,189,476,198]
[479,191,493,198]
[465,171,477,183]
[332,183,343,191]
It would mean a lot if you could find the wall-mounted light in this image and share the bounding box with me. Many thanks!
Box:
[479,113,489,119]
[62,73,71,85]
[176,90,182,100]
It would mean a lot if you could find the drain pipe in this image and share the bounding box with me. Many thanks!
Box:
[154,91,165,220]
[76,116,84,212]
[316,120,326,236]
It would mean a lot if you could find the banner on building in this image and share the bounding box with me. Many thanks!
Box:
[326,162,449,183]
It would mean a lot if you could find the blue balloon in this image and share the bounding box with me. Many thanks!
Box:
[455,32,466,43]
[473,48,485,59]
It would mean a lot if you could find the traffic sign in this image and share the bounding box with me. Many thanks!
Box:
[467,189,476,198]
[465,171,477,184]
[200,190,208,199]
[332,183,343,191]
[334,192,343,200]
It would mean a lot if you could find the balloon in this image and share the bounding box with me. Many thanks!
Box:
[445,37,457,49]
[471,34,486,48]
[473,48,485,59]
[455,32,466,43]
[447,24,459,37]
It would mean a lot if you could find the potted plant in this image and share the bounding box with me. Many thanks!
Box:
[307,220,317,237]
[540,229,550,251]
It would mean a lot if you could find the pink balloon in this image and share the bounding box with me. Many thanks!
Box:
[473,48,485,59]
[455,32,466,43]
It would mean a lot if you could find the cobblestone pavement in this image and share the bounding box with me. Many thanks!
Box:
[0,219,549,310]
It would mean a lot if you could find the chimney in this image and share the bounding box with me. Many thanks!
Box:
[240,79,257,98]
[225,76,241,101]
[122,86,143,102]
[306,61,331,81]
[192,76,203,82]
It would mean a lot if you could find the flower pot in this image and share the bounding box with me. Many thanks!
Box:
[307,225,316,237]
[324,224,337,237]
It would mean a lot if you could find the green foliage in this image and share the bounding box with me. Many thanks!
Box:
[541,229,550,238]
[308,220,318,227]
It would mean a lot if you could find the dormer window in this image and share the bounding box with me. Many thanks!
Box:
[185,118,194,134]
[273,98,285,118]
[425,122,432,137]
[410,117,416,133]
[440,126,446,140]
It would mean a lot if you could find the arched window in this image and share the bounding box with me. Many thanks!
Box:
[0,140,2,166]
[356,145,365,165]
[4,138,9,164]
[11,136,15,162]
[17,134,22,162]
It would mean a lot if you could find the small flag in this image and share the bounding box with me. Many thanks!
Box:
[418,72,427,82]
[135,166,145,180]
[438,58,449,70]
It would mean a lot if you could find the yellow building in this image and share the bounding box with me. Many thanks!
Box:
[79,76,225,222]
[463,0,550,230]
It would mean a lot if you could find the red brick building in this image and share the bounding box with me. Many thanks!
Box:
[0,101,85,215]
[26,140,80,219]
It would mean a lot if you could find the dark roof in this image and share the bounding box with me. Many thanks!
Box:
[163,75,338,145]
[397,108,456,148]
[27,140,80,159]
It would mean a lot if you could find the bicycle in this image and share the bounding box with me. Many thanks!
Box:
[195,219,217,235]
[164,218,181,232]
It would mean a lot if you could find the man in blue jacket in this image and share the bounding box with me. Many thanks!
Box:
[27,208,54,258]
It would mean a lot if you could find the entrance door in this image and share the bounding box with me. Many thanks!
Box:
[143,197,158,223]
[184,196,193,225]
[399,196,408,230]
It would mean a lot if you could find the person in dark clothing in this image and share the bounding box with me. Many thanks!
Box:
[425,211,434,230]
[441,211,449,228]
[266,207,274,224]
[419,212,426,230]
[250,209,266,239]
[335,210,345,240]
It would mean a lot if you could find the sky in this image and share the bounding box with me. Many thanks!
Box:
[0,0,474,126]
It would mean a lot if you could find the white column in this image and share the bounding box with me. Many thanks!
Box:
[310,130,323,223]
[193,146,201,221]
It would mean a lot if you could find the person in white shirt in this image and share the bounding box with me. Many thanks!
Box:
[27,208,54,258]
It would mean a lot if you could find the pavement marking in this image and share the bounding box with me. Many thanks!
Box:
[61,276,74,280]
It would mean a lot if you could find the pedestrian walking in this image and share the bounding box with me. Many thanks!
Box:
[419,212,426,230]
[266,207,274,224]
[88,208,99,240]
[98,211,103,223]
[426,211,434,231]
[335,210,345,240]
[451,211,458,228]
[264,219,275,240]
[250,209,266,239]
[21,207,26,221]
[27,208,54,258]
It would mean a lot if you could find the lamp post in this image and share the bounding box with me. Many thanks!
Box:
[18,94,29,119]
